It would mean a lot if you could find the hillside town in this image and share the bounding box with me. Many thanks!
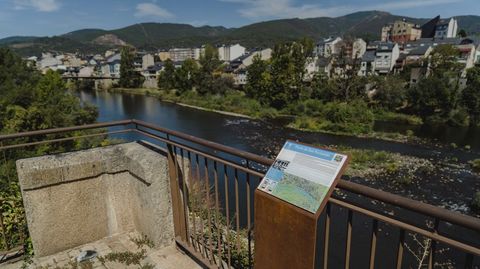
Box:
[25,15,480,90]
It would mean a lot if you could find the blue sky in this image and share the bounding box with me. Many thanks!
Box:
[1,0,479,38]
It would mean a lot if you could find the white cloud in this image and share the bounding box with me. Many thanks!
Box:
[135,3,174,19]
[221,0,463,19]
[13,0,61,12]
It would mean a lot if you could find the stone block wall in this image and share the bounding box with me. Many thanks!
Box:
[16,142,175,257]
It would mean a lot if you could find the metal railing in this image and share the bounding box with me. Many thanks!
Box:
[0,120,479,268]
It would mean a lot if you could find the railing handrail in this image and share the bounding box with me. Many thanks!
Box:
[0,120,133,141]
[133,119,273,166]
[132,120,480,232]
[1,119,479,232]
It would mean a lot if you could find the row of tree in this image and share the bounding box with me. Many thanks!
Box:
[120,38,479,127]
[245,40,480,126]
[157,44,234,95]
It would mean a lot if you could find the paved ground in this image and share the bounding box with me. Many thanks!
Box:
[2,232,202,269]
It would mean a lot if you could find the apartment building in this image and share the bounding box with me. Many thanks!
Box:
[315,37,343,57]
[375,43,400,74]
[435,18,458,39]
[218,44,246,62]
[390,19,422,43]
[169,48,196,62]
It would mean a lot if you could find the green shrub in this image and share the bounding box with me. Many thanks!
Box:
[284,99,324,117]
[472,192,480,211]
[396,175,413,185]
[384,162,399,174]
[470,159,480,172]
[448,109,470,127]
[374,110,423,125]
[320,100,375,134]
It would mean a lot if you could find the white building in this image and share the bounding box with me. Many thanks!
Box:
[381,24,393,42]
[374,43,400,74]
[193,47,205,60]
[351,39,367,59]
[39,53,63,73]
[358,50,376,76]
[106,53,121,63]
[435,18,458,39]
[315,37,342,57]
[218,44,246,62]
[64,55,82,68]
[475,44,480,65]
[78,66,95,77]
[105,49,118,58]
[142,54,154,70]
[230,48,272,70]
[101,59,121,78]
[169,48,196,62]
[405,46,433,64]
[233,69,248,85]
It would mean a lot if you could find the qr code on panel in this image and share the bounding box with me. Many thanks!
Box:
[273,159,289,171]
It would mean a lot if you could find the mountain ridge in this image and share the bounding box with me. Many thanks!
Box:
[2,11,479,56]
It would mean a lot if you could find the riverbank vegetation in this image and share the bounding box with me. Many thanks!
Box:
[471,159,480,172]
[115,40,480,140]
[323,145,434,185]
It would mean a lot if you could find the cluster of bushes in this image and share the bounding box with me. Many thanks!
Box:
[289,100,374,134]
[158,89,279,119]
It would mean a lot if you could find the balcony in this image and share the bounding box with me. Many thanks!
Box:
[0,120,479,268]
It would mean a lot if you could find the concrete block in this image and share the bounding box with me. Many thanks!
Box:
[16,142,175,257]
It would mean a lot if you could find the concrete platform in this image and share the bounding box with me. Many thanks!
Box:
[2,232,202,269]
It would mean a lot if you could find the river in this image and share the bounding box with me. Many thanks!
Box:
[77,89,480,218]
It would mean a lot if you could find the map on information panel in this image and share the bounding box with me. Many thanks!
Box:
[258,141,348,214]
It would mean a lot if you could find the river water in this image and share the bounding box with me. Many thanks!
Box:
[77,89,480,217]
[77,89,479,268]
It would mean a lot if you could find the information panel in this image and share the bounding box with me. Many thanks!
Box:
[258,141,348,214]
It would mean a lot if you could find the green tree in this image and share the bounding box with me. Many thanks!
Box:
[197,44,223,95]
[211,75,235,95]
[407,76,453,120]
[268,39,313,108]
[429,45,462,78]
[461,66,480,125]
[0,48,40,111]
[119,46,144,88]
[245,55,270,103]
[458,29,467,38]
[315,42,366,102]
[309,71,331,100]
[158,59,176,90]
[174,58,199,94]
[371,75,408,110]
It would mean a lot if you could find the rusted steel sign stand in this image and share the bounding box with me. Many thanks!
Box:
[254,141,349,269]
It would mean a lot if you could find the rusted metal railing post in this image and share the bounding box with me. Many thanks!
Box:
[166,137,187,242]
